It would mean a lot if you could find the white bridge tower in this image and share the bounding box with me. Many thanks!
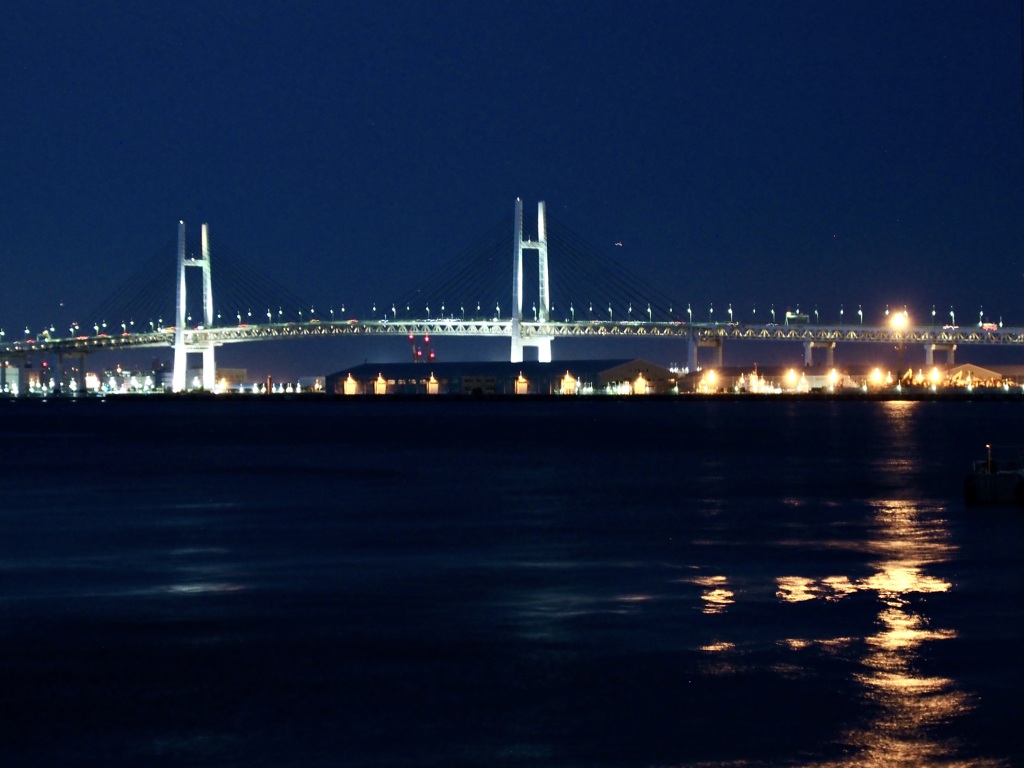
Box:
[172,221,216,392]
[511,198,553,363]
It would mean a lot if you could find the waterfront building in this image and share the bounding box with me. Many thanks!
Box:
[326,359,677,396]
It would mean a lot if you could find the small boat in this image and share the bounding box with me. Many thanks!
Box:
[964,444,1024,506]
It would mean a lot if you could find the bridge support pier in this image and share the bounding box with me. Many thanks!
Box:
[925,343,956,367]
[0,358,17,395]
[688,332,723,371]
[172,222,216,391]
[58,352,87,395]
[804,341,835,367]
[511,332,552,364]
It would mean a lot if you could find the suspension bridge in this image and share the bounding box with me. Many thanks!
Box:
[2,198,1023,393]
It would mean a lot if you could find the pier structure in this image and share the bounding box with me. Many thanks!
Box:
[172,221,216,392]
[511,198,553,363]
[803,340,836,367]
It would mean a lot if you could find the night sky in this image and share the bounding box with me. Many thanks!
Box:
[3,2,1023,378]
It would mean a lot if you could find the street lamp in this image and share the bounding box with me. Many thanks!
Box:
[840,304,844,324]
[728,303,733,323]
[858,304,863,324]
[687,304,692,322]
[950,307,955,326]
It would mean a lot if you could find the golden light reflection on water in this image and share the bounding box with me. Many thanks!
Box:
[777,497,1005,767]
[689,575,735,614]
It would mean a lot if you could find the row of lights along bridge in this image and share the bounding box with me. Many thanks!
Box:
[0,303,1004,344]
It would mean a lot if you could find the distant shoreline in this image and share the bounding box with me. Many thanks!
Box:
[3,389,1021,404]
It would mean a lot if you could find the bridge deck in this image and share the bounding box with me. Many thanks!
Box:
[2,321,1021,356]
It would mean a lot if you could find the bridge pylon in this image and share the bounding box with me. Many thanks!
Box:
[172,221,216,392]
[511,198,553,363]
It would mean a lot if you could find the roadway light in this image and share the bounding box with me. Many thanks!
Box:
[771,305,776,323]
[687,304,692,322]
[890,310,908,330]
[728,304,733,322]
[950,307,955,325]
[858,305,863,324]
[814,306,819,324]
[709,304,714,322]
[840,304,844,323]
[979,307,984,326]
[931,305,936,325]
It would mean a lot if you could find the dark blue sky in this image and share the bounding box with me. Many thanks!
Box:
[3,2,1023,376]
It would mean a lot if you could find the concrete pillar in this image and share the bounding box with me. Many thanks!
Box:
[803,341,835,367]
[926,343,956,367]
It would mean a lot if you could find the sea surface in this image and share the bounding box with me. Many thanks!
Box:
[1,396,1022,767]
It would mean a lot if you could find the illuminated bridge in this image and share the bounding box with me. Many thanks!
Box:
[2,199,1022,393]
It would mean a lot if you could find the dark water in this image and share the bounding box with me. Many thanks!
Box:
[2,396,1022,767]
